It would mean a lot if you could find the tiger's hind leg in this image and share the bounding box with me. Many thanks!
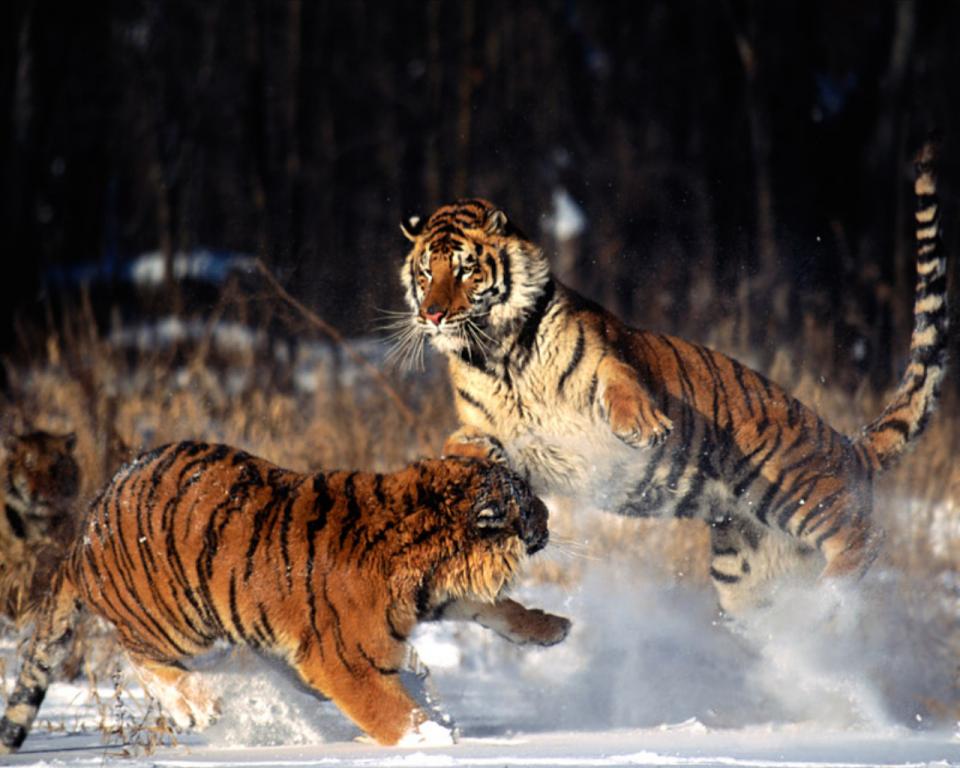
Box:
[127,655,219,730]
[710,515,822,616]
[790,490,883,581]
[0,570,82,753]
[818,525,884,579]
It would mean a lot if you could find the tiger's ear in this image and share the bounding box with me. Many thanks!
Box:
[400,214,424,242]
[484,209,509,236]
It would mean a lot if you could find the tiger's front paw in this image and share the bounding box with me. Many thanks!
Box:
[612,408,673,449]
[442,428,509,464]
[597,357,672,449]
[506,606,572,647]
[484,598,571,646]
[439,597,572,647]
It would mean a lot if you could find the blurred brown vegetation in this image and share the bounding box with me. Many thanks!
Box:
[2,274,957,600]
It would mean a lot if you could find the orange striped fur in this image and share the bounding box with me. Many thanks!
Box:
[0,442,554,750]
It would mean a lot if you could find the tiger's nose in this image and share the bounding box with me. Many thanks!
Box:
[425,305,446,325]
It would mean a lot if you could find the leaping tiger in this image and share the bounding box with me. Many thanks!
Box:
[395,142,948,617]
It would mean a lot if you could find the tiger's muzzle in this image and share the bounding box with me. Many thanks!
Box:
[520,495,549,555]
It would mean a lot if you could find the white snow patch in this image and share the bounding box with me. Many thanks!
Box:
[128,250,257,287]
[396,721,457,748]
[3,553,960,765]
[544,188,587,241]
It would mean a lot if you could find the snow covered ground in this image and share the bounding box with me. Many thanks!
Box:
[2,549,959,768]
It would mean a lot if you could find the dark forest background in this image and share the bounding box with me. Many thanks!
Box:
[1,0,958,394]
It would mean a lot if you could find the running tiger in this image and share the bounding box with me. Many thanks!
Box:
[395,142,948,616]
[0,442,552,750]
[0,431,79,623]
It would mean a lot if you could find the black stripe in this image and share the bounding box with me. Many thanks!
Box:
[357,643,400,675]
[387,609,408,641]
[305,474,335,647]
[796,489,845,537]
[228,574,252,645]
[731,360,755,418]
[245,476,294,581]
[5,504,26,539]
[711,546,739,557]
[557,322,585,394]
[485,251,498,288]
[374,474,386,506]
[771,475,820,531]
[338,473,362,549]
[457,387,495,425]
[709,568,740,584]
[357,518,400,566]
[257,603,277,645]
[321,577,357,676]
[874,418,910,438]
[512,279,556,363]
[458,345,490,373]
[587,371,599,405]
[8,684,46,708]
[415,568,434,618]
[500,248,512,304]
[0,718,28,749]
[733,431,783,499]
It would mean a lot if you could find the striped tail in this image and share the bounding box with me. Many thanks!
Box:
[859,140,949,471]
[0,568,81,754]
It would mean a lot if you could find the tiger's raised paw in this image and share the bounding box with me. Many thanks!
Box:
[486,601,572,646]
[597,356,673,450]
[439,597,572,647]
[509,607,572,646]
[613,410,673,449]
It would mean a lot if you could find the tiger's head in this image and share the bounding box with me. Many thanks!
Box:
[389,457,549,606]
[3,431,79,543]
[396,199,550,361]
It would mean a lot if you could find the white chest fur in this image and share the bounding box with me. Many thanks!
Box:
[452,359,650,513]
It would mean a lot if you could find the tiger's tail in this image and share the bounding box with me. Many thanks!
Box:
[859,140,949,472]
[0,567,82,754]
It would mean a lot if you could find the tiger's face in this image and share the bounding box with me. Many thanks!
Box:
[396,457,549,604]
[462,458,549,557]
[3,431,79,541]
[396,199,550,361]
